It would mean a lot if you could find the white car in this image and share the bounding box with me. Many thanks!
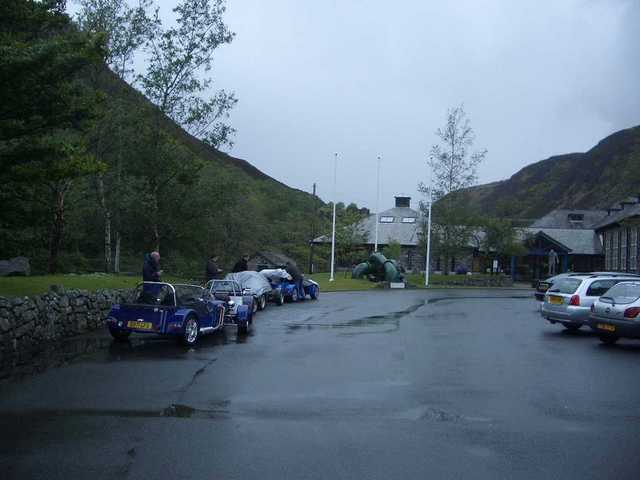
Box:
[540,274,640,331]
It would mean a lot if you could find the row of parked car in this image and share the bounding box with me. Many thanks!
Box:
[536,272,640,344]
[106,269,320,345]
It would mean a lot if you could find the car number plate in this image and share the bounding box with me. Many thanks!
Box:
[597,323,616,332]
[549,296,564,305]
[127,320,153,330]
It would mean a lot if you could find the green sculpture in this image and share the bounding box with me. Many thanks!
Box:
[352,252,404,283]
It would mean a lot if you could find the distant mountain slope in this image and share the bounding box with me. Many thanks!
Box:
[448,126,640,220]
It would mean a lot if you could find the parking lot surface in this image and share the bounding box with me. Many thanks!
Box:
[1,289,639,479]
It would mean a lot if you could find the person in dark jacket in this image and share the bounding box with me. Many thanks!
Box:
[232,254,250,273]
[205,255,223,282]
[143,251,162,282]
[285,261,305,301]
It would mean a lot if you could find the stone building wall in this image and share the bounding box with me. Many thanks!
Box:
[0,288,131,379]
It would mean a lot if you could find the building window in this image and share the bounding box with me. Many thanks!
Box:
[630,228,638,272]
[621,228,628,272]
[401,217,417,223]
[604,232,610,271]
[612,230,619,271]
[380,216,395,223]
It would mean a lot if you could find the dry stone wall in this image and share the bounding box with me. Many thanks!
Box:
[0,288,131,379]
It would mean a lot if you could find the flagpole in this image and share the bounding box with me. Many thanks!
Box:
[425,165,433,287]
[329,153,338,282]
[374,155,381,252]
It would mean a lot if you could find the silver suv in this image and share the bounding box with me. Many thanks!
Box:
[540,274,640,331]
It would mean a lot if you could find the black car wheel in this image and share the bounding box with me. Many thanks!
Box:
[310,286,319,300]
[251,299,258,314]
[275,290,284,306]
[258,294,267,310]
[109,327,131,342]
[182,316,199,345]
[599,335,619,345]
[238,321,249,335]
[564,324,581,332]
[290,289,298,302]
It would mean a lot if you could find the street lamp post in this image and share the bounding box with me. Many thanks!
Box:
[374,155,381,252]
[329,153,338,282]
[425,165,433,287]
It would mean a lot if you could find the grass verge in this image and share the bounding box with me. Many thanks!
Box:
[307,272,378,292]
[0,274,190,298]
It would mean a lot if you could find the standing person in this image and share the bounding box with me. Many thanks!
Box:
[548,249,559,276]
[285,261,305,301]
[205,254,223,282]
[143,251,162,282]
[232,254,250,273]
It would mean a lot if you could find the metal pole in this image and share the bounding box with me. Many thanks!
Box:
[375,155,381,252]
[329,153,338,282]
[425,166,433,287]
[308,182,317,274]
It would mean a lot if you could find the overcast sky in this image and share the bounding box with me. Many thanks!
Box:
[71,0,640,211]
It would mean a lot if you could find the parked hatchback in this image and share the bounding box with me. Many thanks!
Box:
[534,273,572,301]
[589,281,640,344]
[540,274,640,330]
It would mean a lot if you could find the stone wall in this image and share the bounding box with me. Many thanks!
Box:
[0,288,131,379]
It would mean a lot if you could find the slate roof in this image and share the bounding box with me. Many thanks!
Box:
[313,205,423,246]
[312,206,605,256]
[592,204,640,230]
[530,209,607,229]
[523,228,603,255]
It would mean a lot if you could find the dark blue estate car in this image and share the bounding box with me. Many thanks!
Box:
[106,282,253,345]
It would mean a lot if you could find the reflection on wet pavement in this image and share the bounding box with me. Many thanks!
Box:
[2,327,250,384]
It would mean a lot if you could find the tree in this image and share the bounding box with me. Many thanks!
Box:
[419,105,487,274]
[0,0,105,273]
[335,204,368,267]
[76,0,157,272]
[383,239,402,262]
[137,0,237,250]
[480,217,526,273]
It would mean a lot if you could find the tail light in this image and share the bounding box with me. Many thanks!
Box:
[569,295,580,306]
[623,307,640,319]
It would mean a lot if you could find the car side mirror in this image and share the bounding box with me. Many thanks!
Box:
[242,288,251,295]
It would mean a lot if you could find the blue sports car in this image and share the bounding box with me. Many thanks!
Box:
[280,278,320,302]
[106,282,253,345]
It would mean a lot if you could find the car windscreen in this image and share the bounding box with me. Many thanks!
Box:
[548,278,582,294]
[132,284,174,306]
[174,285,204,304]
[600,283,640,305]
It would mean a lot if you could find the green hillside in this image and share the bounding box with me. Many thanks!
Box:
[0,1,330,276]
[447,125,640,220]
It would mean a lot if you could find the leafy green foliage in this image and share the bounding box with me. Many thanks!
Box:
[418,105,486,273]
[382,240,402,261]
[480,217,527,260]
[0,0,331,276]
[0,0,106,272]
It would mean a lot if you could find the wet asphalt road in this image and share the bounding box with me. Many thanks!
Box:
[1,289,640,479]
